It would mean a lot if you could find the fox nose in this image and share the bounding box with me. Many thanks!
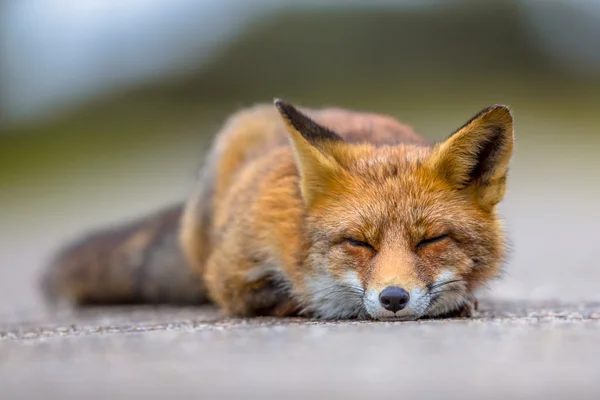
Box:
[379,286,410,313]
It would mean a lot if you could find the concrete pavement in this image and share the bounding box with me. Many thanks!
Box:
[1,301,599,399]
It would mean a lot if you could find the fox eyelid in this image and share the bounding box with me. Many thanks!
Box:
[345,238,375,251]
[416,233,450,250]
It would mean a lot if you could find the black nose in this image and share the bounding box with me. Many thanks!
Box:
[379,286,410,313]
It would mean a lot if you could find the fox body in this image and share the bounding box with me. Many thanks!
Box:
[42,100,514,320]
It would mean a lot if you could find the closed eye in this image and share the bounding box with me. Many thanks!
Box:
[345,238,375,251]
[416,233,449,250]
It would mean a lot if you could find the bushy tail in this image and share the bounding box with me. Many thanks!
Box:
[40,204,208,306]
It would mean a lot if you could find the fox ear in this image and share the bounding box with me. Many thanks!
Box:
[274,99,346,206]
[429,105,514,210]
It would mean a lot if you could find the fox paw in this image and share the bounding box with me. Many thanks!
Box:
[451,297,479,318]
[432,297,478,319]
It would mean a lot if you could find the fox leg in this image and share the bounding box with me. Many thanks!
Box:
[449,297,478,318]
[202,247,299,317]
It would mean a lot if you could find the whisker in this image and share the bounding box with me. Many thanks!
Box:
[310,283,364,297]
[311,287,364,300]
[428,279,466,291]
[428,287,463,297]
[424,286,470,317]
[425,296,441,315]
[311,288,362,298]
[309,285,345,296]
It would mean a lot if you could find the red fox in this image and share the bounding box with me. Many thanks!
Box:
[41,99,514,320]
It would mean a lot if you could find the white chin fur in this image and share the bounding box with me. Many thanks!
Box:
[305,271,366,320]
[305,269,469,321]
[424,268,470,317]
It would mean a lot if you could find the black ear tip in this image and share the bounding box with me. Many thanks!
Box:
[273,97,288,109]
[273,98,298,119]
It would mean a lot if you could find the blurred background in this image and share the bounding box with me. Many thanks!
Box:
[1,0,599,319]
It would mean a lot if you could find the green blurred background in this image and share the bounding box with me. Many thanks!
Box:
[1,0,599,317]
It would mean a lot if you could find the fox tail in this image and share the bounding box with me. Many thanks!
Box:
[40,205,208,306]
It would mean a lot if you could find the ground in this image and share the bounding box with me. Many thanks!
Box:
[1,300,599,399]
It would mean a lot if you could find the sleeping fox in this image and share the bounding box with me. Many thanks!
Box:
[41,99,514,320]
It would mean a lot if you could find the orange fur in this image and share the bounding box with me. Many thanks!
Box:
[43,100,514,320]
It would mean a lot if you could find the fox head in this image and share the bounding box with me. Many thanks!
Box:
[275,99,514,320]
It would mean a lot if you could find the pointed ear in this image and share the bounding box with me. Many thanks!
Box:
[274,99,346,206]
[429,105,514,210]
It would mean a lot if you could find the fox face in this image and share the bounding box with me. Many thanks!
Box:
[275,100,514,320]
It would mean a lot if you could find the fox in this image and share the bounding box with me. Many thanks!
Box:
[40,99,514,321]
